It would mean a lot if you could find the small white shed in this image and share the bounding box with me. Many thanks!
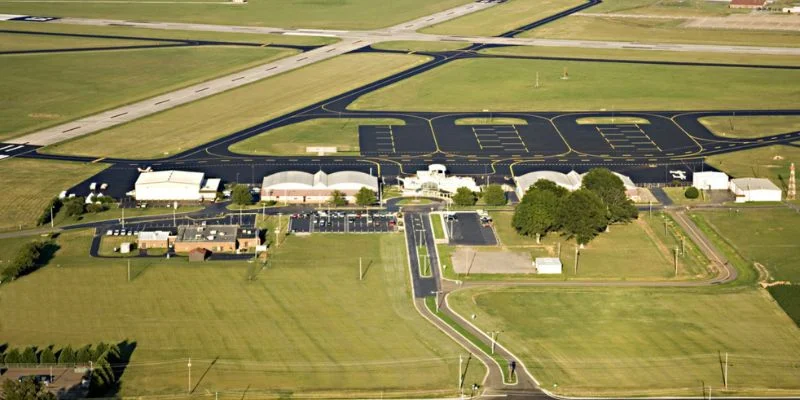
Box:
[534,257,562,274]
[730,178,782,203]
[692,171,729,190]
[120,242,132,254]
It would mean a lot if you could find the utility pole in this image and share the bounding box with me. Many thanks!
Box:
[121,208,125,231]
[674,246,679,276]
[681,236,685,256]
[431,290,443,313]
[50,205,54,228]
[359,257,363,281]
[574,246,579,275]
[724,352,728,389]
[173,207,176,227]
[127,259,131,282]
[458,354,463,396]
[187,358,192,394]
[648,200,652,218]
[490,331,501,355]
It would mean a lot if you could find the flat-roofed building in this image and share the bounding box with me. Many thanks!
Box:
[173,224,261,253]
[261,170,378,204]
[730,178,782,202]
[137,230,176,249]
[132,170,220,202]
[693,171,729,190]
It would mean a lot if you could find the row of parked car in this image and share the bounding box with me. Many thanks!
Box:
[106,229,138,236]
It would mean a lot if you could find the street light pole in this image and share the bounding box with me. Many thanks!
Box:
[490,331,501,355]
[431,290,443,313]
[187,358,192,394]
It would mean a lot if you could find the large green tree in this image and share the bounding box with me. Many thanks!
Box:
[513,188,561,243]
[39,347,56,365]
[330,190,347,206]
[581,168,638,225]
[231,184,253,206]
[452,187,477,206]
[482,185,506,206]
[1,377,56,400]
[62,197,85,217]
[355,187,377,206]
[525,179,569,200]
[558,189,607,245]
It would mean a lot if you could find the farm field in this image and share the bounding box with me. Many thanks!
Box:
[0,31,162,52]
[0,21,338,46]
[521,16,800,47]
[699,115,800,139]
[0,231,485,397]
[421,0,586,36]
[1,46,297,140]
[44,53,430,159]
[228,118,405,156]
[449,286,800,396]
[0,0,469,30]
[349,58,800,112]
[479,46,800,67]
[0,159,107,232]
[706,142,799,188]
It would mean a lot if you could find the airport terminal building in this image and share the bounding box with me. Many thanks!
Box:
[260,170,379,204]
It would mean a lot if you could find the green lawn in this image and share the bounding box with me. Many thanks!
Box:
[589,0,745,16]
[0,235,44,266]
[479,46,800,67]
[0,31,162,52]
[449,286,800,396]
[371,41,469,53]
[0,230,485,397]
[692,208,800,282]
[0,21,338,46]
[0,159,107,232]
[455,117,527,125]
[98,235,138,257]
[431,214,445,240]
[699,115,800,139]
[421,0,586,36]
[228,118,404,156]
[662,186,709,205]
[576,116,649,125]
[45,53,429,159]
[349,58,800,112]
[767,285,800,326]
[0,0,469,30]
[522,16,800,47]
[706,142,799,189]
[1,46,296,140]
[56,205,203,228]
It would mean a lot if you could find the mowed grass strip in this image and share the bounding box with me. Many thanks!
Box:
[0,159,107,232]
[691,208,800,282]
[706,142,799,188]
[589,0,743,16]
[371,41,469,53]
[350,58,800,112]
[0,0,469,30]
[46,53,430,159]
[479,46,800,67]
[0,21,338,46]
[0,31,164,52]
[699,115,800,138]
[228,118,405,156]
[521,16,800,47]
[449,286,800,396]
[1,46,297,140]
[455,117,527,125]
[421,0,586,36]
[0,231,485,396]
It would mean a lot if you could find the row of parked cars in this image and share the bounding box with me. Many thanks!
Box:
[106,229,138,236]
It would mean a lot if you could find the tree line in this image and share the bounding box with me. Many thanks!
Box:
[0,240,55,283]
[37,195,116,227]
[512,168,638,245]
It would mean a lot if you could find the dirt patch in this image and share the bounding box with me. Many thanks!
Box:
[451,247,535,274]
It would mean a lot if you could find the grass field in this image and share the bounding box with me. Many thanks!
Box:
[0,0,469,30]
[228,118,404,156]
[431,214,445,239]
[699,116,800,139]
[45,53,429,159]
[451,211,710,280]
[56,205,203,228]
[521,16,800,47]
[371,41,468,53]
[1,46,296,140]
[0,31,162,52]
[421,0,586,36]
[349,58,800,112]
[479,46,800,67]
[706,143,799,188]
[454,117,527,125]
[589,0,745,16]
[692,208,800,282]
[0,159,107,232]
[0,230,485,396]
[576,116,648,124]
[0,235,43,265]
[449,286,800,396]
[0,21,338,46]
[662,187,709,205]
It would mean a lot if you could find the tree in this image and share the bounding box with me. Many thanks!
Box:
[85,203,107,214]
[526,179,569,199]
[92,342,108,362]
[581,168,638,225]
[20,346,37,364]
[1,377,56,400]
[62,197,85,218]
[355,187,377,207]
[482,185,506,206]
[329,190,347,206]
[75,345,92,364]
[4,348,21,364]
[452,187,477,206]
[684,186,700,199]
[37,197,61,226]
[57,345,75,365]
[39,347,56,365]
[513,189,561,243]
[558,189,607,245]
[231,184,253,206]
[2,241,48,282]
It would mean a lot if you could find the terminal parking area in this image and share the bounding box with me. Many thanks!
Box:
[442,212,497,246]
[289,211,397,233]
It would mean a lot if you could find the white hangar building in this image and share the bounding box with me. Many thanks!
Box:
[692,171,729,190]
[514,170,638,200]
[131,170,220,202]
[260,170,379,204]
[398,164,481,195]
[729,178,782,203]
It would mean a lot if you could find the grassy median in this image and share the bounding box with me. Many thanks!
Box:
[706,142,800,187]
[699,115,800,139]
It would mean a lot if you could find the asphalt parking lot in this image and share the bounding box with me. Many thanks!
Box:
[289,211,397,233]
[443,212,497,246]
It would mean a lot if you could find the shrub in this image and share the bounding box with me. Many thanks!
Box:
[37,197,61,226]
[21,347,38,364]
[482,185,506,206]
[684,186,700,199]
[39,347,56,365]
[452,187,477,206]
[57,345,75,365]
